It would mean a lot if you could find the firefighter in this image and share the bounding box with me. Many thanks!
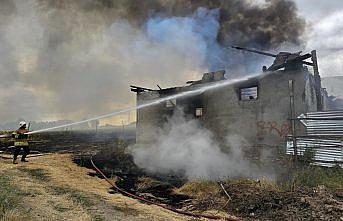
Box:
[12,121,30,164]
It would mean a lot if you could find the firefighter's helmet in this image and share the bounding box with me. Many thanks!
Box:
[19,121,26,127]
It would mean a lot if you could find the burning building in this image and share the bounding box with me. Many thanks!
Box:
[132,48,323,143]
[131,48,332,165]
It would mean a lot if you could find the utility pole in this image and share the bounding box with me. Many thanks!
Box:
[289,80,298,166]
[311,50,323,111]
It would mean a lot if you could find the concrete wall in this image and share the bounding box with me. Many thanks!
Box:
[203,69,318,147]
[135,69,319,149]
[136,91,166,145]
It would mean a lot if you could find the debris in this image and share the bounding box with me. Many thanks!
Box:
[218,181,232,201]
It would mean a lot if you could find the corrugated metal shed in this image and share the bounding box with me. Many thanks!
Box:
[299,110,343,136]
[286,138,342,167]
[287,110,343,167]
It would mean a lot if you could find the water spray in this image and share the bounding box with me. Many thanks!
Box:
[27,72,266,135]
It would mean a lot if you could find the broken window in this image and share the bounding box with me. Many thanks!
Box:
[195,107,203,118]
[165,99,176,108]
[240,86,258,101]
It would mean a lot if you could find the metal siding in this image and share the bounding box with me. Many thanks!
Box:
[300,111,343,136]
[286,110,343,167]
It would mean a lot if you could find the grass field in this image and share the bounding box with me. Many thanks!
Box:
[0,153,189,221]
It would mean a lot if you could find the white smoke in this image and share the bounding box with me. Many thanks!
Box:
[0,1,224,123]
[0,0,307,124]
[131,111,274,180]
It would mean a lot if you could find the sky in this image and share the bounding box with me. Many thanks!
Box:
[296,0,343,77]
[0,0,342,126]
[296,0,343,21]
[249,0,343,77]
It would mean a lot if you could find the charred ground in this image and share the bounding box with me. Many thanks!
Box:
[75,139,343,221]
[1,131,342,220]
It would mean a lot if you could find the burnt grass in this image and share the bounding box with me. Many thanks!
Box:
[74,142,343,220]
[7,131,341,220]
[73,143,191,208]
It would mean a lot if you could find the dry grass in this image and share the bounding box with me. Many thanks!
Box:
[0,153,189,221]
[17,167,50,182]
[136,177,162,191]
[175,181,221,197]
[0,209,30,221]
[173,178,280,214]
[0,173,29,221]
[174,181,227,211]
[226,177,280,191]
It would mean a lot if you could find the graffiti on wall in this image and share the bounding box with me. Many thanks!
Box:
[257,121,291,139]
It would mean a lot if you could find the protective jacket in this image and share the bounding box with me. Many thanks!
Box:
[12,128,29,146]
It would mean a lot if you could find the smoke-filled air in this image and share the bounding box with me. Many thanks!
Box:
[131,109,274,180]
[0,0,305,123]
[2,1,343,220]
[1,0,305,180]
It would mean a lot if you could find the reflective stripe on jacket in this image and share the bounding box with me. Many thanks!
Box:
[14,141,29,146]
[12,128,29,147]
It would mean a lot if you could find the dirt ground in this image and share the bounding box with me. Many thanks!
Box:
[0,153,195,221]
[104,172,343,221]
[81,146,343,221]
[1,133,342,221]
[71,139,343,221]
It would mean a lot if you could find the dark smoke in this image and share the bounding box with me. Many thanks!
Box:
[0,0,306,123]
[36,0,305,73]
[37,0,305,49]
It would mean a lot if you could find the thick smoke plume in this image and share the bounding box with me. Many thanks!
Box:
[112,0,305,49]
[0,0,305,124]
[131,110,274,180]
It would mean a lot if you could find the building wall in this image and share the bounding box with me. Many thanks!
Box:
[204,70,318,148]
[136,69,318,149]
[136,91,166,145]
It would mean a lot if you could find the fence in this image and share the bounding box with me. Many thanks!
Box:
[286,110,343,167]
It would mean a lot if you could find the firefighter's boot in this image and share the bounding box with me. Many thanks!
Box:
[21,157,28,162]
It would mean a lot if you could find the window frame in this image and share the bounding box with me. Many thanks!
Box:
[195,107,203,118]
[239,85,259,101]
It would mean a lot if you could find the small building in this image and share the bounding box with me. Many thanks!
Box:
[131,49,327,163]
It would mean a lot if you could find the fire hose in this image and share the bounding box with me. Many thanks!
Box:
[0,149,46,159]
[90,156,242,221]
